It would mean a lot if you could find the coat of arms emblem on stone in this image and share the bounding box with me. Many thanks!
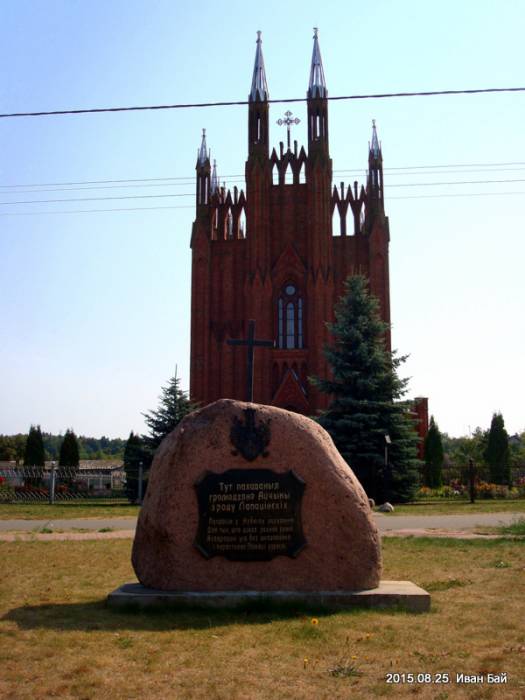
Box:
[230,408,271,461]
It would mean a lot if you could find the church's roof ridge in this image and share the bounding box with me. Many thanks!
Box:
[308,28,327,98]
[197,128,209,165]
[250,31,269,101]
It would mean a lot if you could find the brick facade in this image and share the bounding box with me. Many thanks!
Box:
[190,36,394,416]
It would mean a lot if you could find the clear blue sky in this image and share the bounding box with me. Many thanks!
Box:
[1,0,524,439]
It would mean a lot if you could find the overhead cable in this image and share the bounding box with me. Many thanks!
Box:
[1,86,525,119]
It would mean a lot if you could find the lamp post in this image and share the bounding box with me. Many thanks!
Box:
[384,434,391,468]
[384,434,392,500]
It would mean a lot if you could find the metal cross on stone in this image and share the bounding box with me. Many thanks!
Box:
[227,320,274,402]
[276,110,301,150]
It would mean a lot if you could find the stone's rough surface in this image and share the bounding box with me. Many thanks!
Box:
[132,399,382,591]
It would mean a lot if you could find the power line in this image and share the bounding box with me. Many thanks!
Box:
[1,86,525,119]
[388,190,525,200]
[0,205,194,216]
[0,193,193,206]
[2,161,525,190]
[387,178,525,188]
[10,168,522,195]
[3,177,525,206]
[2,191,525,217]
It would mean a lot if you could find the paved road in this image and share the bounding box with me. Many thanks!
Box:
[0,512,522,533]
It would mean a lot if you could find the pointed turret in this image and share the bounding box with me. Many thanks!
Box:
[370,119,381,159]
[210,159,219,194]
[248,31,270,157]
[250,30,269,101]
[365,119,385,231]
[308,27,327,99]
[366,119,385,223]
[195,128,211,213]
[307,28,329,158]
[305,28,332,279]
[197,128,209,165]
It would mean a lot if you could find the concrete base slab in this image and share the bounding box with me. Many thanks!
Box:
[107,580,430,613]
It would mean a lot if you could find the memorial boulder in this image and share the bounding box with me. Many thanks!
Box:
[131,399,382,592]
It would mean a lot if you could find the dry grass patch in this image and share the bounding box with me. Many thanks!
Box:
[0,538,524,699]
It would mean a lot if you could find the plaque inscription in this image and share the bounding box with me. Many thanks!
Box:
[194,469,306,561]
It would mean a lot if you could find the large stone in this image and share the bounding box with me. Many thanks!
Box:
[132,399,382,592]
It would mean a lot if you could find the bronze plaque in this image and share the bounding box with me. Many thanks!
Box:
[194,469,306,561]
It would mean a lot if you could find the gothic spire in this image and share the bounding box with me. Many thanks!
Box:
[308,28,327,98]
[197,128,208,165]
[210,159,218,194]
[370,119,381,158]
[250,31,269,101]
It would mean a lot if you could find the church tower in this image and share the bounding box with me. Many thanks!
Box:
[190,30,391,414]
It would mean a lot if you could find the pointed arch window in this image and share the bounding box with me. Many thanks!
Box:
[277,282,304,349]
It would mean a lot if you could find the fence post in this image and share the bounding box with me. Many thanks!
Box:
[138,461,143,505]
[49,462,56,505]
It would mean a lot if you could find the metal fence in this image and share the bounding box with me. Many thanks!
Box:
[441,465,525,485]
[0,465,128,503]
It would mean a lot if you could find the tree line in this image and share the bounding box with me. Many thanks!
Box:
[0,431,126,463]
[423,414,523,488]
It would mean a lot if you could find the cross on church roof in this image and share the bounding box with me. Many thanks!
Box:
[276,110,301,150]
[227,320,274,402]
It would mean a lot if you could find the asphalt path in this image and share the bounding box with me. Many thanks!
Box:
[0,512,522,533]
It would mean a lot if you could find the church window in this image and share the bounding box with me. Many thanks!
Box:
[278,298,284,347]
[272,163,279,185]
[239,208,246,238]
[277,282,304,349]
[286,303,295,347]
[298,298,303,348]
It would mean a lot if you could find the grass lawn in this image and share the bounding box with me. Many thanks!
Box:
[389,499,525,516]
[0,500,139,520]
[0,538,524,699]
[3,499,525,522]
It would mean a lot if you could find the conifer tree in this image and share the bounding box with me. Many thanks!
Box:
[142,373,194,456]
[23,425,46,466]
[313,275,419,503]
[58,429,80,467]
[484,412,511,484]
[123,431,146,502]
[423,416,444,488]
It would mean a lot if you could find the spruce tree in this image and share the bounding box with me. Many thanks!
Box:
[59,429,80,467]
[313,275,419,503]
[484,412,510,484]
[423,416,444,488]
[123,431,146,503]
[23,425,46,466]
[142,373,194,455]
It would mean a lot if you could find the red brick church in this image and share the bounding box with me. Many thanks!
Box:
[190,30,427,441]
